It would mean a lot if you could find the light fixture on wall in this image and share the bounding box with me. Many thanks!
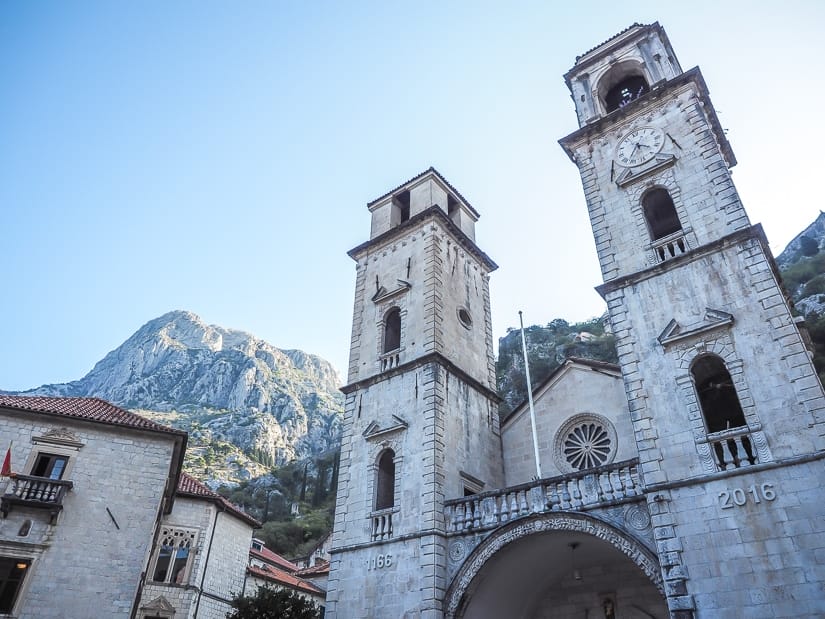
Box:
[569,541,582,581]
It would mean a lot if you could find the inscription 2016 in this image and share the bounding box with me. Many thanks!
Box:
[719,483,776,509]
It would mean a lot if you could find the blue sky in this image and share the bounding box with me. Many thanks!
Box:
[2,1,824,390]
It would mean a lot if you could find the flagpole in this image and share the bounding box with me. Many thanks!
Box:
[519,311,542,480]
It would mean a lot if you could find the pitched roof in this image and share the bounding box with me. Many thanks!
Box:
[502,357,621,425]
[296,561,330,578]
[574,22,649,63]
[0,395,184,436]
[246,564,325,596]
[177,472,261,528]
[366,166,480,218]
[250,545,300,572]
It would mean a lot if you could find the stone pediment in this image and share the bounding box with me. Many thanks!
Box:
[33,427,84,449]
[658,309,734,347]
[615,153,676,187]
[363,415,409,440]
[140,595,176,615]
[372,280,412,303]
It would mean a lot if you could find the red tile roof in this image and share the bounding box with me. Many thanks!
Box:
[0,395,184,436]
[246,564,324,595]
[177,472,261,528]
[296,561,329,578]
[250,545,300,572]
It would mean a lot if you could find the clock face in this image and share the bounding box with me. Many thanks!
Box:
[615,127,664,167]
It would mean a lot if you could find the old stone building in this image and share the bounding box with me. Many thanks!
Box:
[0,395,264,619]
[328,22,825,618]
[138,473,260,619]
[0,395,186,618]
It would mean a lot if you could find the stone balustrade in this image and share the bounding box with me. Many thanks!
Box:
[379,351,401,372]
[1,474,73,524]
[370,508,395,541]
[444,459,642,534]
[706,426,757,470]
[652,232,688,263]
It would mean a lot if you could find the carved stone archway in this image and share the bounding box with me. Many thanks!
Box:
[444,511,664,618]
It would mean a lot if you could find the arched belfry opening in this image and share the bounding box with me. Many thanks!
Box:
[383,307,401,353]
[375,449,395,510]
[642,187,682,240]
[597,61,650,113]
[691,355,747,433]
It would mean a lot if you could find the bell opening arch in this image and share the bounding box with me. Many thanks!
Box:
[445,511,667,619]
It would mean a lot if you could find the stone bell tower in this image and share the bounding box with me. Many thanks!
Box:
[325,168,504,618]
[560,23,825,618]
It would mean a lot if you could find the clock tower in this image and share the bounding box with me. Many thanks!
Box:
[560,23,825,617]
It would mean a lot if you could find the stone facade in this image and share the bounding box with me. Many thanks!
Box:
[331,21,825,619]
[138,480,258,619]
[0,396,185,618]
[558,22,825,618]
[327,169,504,618]
[502,359,634,484]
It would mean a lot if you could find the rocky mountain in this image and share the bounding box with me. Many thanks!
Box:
[10,311,344,485]
[775,211,825,316]
[496,317,617,416]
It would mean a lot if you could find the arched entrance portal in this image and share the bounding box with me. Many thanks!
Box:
[446,512,668,619]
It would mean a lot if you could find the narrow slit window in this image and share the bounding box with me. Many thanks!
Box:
[383,308,401,353]
[394,190,410,224]
[375,450,395,510]
[643,188,682,240]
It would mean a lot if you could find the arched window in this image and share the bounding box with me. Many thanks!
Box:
[383,308,401,353]
[375,450,395,510]
[642,188,682,240]
[691,355,747,433]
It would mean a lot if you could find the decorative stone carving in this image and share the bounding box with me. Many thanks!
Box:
[553,413,618,473]
[624,504,652,531]
[33,428,84,449]
[449,540,466,563]
[444,512,664,617]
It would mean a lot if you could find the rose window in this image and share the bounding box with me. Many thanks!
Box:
[554,414,618,473]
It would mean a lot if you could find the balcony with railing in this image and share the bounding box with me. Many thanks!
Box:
[379,349,402,373]
[651,231,688,263]
[1,475,73,524]
[706,426,758,471]
[370,507,396,541]
[444,459,642,534]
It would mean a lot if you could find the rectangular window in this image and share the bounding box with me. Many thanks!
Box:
[151,527,197,584]
[31,453,68,480]
[0,557,30,614]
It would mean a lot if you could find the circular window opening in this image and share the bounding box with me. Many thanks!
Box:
[554,414,617,473]
[457,308,472,329]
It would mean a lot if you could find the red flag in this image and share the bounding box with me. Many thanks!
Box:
[1,444,11,477]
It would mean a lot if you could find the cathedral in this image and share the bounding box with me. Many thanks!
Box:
[326,23,825,618]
